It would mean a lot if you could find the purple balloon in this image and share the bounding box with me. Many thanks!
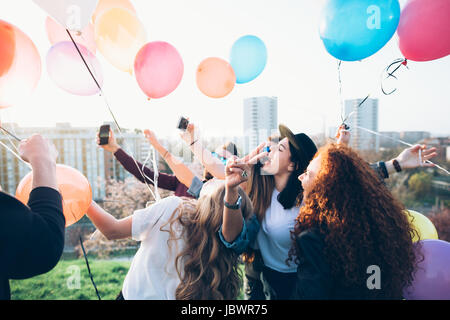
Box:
[46,41,103,96]
[404,240,450,300]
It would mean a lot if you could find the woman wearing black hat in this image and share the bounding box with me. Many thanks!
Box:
[222,124,317,300]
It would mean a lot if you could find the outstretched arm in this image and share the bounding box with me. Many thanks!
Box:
[86,201,132,240]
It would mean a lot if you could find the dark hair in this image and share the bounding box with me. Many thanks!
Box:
[277,142,306,209]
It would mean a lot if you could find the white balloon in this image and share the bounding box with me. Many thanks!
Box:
[33,0,99,32]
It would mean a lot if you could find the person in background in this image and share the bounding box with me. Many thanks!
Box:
[179,122,240,198]
[336,124,438,179]
[291,143,421,299]
[98,128,198,198]
[98,128,239,200]
[0,134,65,300]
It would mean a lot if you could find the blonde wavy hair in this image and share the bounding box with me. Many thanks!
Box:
[162,184,253,300]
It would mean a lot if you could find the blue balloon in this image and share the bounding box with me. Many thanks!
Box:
[230,35,267,84]
[320,0,401,61]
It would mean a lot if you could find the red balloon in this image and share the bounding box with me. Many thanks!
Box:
[16,165,92,227]
[397,0,450,62]
[0,21,15,76]
[134,41,184,99]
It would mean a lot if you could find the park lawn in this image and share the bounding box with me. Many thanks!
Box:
[10,259,130,300]
[10,259,245,300]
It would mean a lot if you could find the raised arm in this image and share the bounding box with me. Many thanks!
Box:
[180,123,227,180]
[144,129,196,189]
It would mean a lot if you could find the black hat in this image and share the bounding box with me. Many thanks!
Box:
[279,124,317,165]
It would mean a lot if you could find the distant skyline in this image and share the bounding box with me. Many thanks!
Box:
[0,0,449,141]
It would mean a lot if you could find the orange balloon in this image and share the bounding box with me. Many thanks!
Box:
[94,8,147,73]
[0,21,15,77]
[196,57,236,98]
[92,0,136,23]
[16,164,92,227]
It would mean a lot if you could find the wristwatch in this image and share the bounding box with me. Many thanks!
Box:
[393,159,402,172]
[224,194,242,210]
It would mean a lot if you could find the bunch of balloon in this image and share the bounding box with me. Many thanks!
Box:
[0,20,41,109]
[319,0,401,61]
[397,0,450,62]
[38,0,104,96]
[16,164,92,227]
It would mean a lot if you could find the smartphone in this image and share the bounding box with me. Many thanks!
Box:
[99,124,110,145]
[177,117,189,131]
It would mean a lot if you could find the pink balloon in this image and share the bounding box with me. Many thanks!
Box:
[46,16,97,54]
[46,41,103,96]
[134,41,184,99]
[397,0,450,62]
[0,20,41,109]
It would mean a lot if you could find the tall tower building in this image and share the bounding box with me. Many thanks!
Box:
[344,98,379,152]
[243,96,278,153]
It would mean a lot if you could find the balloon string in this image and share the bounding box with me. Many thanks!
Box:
[339,58,408,126]
[0,140,31,169]
[79,236,101,300]
[65,29,159,201]
[355,125,449,175]
[0,125,21,142]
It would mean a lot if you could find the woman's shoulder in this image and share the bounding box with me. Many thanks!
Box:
[296,228,325,248]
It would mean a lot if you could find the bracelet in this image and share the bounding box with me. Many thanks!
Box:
[393,159,402,172]
[378,161,389,179]
[190,139,198,146]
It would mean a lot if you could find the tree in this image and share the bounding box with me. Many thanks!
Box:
[408,172,432,199]
[75,177,172,258]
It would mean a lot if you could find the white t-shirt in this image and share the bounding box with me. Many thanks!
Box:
[256,189,300,273]
[122,196,184,300]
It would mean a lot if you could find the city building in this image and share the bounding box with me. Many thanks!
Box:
[344,98,379,152]
[0,123,151,201]
[243,96,278,153]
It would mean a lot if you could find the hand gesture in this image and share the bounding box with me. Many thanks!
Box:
[396,145,437,169]
[336,124,351,146]
[144,129,158,146]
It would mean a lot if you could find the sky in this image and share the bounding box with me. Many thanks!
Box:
[1,0,449,141]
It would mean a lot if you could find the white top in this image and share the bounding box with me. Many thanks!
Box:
[122,196,184,300]
[256,189,300,273]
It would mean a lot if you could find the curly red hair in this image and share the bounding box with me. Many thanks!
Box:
[290,144,421,299]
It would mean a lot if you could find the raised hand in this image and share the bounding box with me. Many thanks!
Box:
[97,128,120,154]
[396,145,437,169]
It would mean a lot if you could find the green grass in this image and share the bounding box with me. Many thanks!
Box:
[10,259,245,300]
[10,259,130,300]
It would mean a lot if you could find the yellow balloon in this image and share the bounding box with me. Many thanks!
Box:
[92,0,136,24]
[406,210,439,242]
[94,8,146,73]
